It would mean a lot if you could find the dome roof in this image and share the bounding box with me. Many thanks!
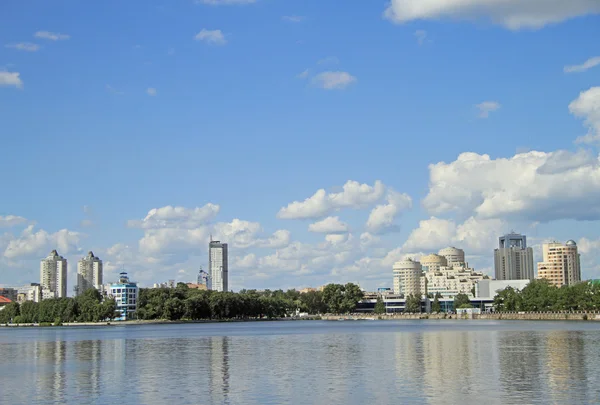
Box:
[420,254,447,265]
[566,240,577,246]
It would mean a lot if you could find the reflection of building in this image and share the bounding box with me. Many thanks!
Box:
[76,251,103,296]
[209,239,228,292]
[108,272,139,320]
[209,336,230,404]
[393,258,422,296]
[494,233,534,280]
[537,240,581,287]
[40,250,67,299]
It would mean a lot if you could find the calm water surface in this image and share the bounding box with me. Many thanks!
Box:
[1,320,600,405]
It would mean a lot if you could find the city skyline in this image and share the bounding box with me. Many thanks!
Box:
[1,2,600,291]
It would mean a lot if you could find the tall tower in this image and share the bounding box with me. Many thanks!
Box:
[537,240,581,287]
[393,258,423,297]
[494,233,534,280]
[209,239,228,292]
[40,250,68,299]
[77,251,103,296]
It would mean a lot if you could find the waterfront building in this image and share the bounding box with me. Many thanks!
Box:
[0,296,12,308]
[76,251,103,296]
[209,239,228,292]
[422,262,487,298]
[438,247,465,266]
[420,254,448,272]
[16,283,42,303]
[186,283,208,290]
[475,279,530,300]
[537,240,581,287]
[108,272,139,320]
[40,250,67,299]
[0,288,17,302]
[393,258,423,296]
[494,233,534,280]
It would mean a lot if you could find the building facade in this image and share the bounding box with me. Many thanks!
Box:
[0,288,17,302]
[16,283,42,303]
[422,262,487,298]
[76,251,103,296]
[40,250,67,299]
[494,233,535,280]
[537,240,581,287]
[438,247,465,266]
[393,258,423,297]
[108,272,139,321]
[209,240,228,292]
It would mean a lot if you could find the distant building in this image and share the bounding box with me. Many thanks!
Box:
[76,251,103,296]
[197,267,210,287]
[0,288,17,302]
[299,288,317,294]
[494,233,534,280]
[475,279,531,299]
[438,247,466,267]
[108,272,139,321]
[16,283,42,303]
[0,296,12,308]
[40,250,67,299]
[209,239,228,292]
[393,258,423,297]
[422,261,487,298]
[537,240,581,287]
[186,283,208,290]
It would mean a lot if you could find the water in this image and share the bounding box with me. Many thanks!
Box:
[1,320,600,405]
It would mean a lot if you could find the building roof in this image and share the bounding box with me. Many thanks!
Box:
[0,296,12,304]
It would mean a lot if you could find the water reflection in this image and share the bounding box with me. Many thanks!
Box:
[1,322,600,405]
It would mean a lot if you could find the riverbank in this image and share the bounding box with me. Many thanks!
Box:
[323,312,600,321]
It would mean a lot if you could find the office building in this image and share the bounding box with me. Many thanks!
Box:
[494,233,535,280]
[40,250,67,299]
[537,240,581,287]
[209,239,228,292]
[76,251,103,296]
[393,258,423,297]
[475,279,531,299]
[108,272,139,321]
[16,284,42,303]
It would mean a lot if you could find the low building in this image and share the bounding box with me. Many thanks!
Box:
[186,283,208,290]
[107,272,139,321]
[422,263,487,298]
[475,279,530,299]
[299,288,317,294]
[0,296,13,308]
[16,284,42,303]
[0,288,17,302]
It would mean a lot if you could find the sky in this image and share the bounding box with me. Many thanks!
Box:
[1,0,600,292]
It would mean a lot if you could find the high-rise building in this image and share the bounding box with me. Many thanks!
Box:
[209,239,228,292]
[537,240,581,287]
[438,247,465,266]
[393,258,423,297]
[40,250,67,299]
[494,233,535,280]
[76,251,103,296]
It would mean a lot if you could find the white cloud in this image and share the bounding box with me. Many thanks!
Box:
[3,225,81,259]
[414,30,428,45]
[146,87,157,96]
[423,149,600,222]
[278,180,385,219]
[0,216,28,228]
[5,42,40,52]
[383,0,600,30]
[570,87,600,144]
[476,101,501,118]
[213,219,290,249]
[194,29,227,45]
[34,31,70,41]
[308,216,349,234]
[128,204,220,229]
[297,69,309,79]
[360,232,381,248]
[195,0,256,4]
[0,71,23,89]
[282,16,305,22]
[564,56,600,73]
[366,190,412,233]
[312,71,356,90]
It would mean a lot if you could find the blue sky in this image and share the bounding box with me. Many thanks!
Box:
[1,0,600,291]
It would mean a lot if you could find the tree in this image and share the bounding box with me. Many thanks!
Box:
[0,302,20,323]
[299,291,327,314]
[404,294,421,313]
[374,296,386,314]
[453,293,471,310]
[322,283,364,314]
[431,293,442,313]
[493,286,521,311]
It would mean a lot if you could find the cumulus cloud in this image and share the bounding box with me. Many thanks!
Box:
[383,0,600,30]
[194,29,227,45]
[366,190,412,233]
[34,31,70,41]
[277,180,386,219]
[5,42,40,52]
[0,71,23,89]
[128,204,220,229]
[570,87,600,144]
[312,71,356,90]
[476,101,501,118]
[564,56,600,73]
[3,225,81,259]
[423,149,600,222]
[308,216,349,234]
[0,215,28,228]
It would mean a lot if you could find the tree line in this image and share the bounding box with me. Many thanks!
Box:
[0,289,117,325]
[494,279,600,312]
[135,282,364,321]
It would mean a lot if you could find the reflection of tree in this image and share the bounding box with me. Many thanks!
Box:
[72,340,103,398]
[34,340,67,404]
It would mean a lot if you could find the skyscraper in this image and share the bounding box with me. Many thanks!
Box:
[77,251,103,296]
[494,233,534,280]
[209,239,228,292]
[40,250,67,299]
[537,240,581,287]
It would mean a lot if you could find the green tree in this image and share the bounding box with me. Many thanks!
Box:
[0,302,20,323]
[404,294,421,313]
[374,296,386,314]
[431,293,442,312]
[453,293,471,310]
[493,286,521,311]
[299,291,327,314]
[322,283,364,314]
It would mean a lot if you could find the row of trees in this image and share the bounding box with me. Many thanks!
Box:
[0,289,117,324]
[135,282,364,321]
[494,279,600,312]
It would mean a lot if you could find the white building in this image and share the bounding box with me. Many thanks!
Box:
[393,258,423,297]
[209,239,228,292]
[108,272,139,321]
[494,233,534,280]
[537,240,581,287]
[422,262,487,298]
[438,247,465,267]
[475,279,531,299]
[40,250,67,299]
[76,251,103,296]
[16,283,42,303]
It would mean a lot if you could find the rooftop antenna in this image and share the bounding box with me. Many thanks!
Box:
[210,233,213,242]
